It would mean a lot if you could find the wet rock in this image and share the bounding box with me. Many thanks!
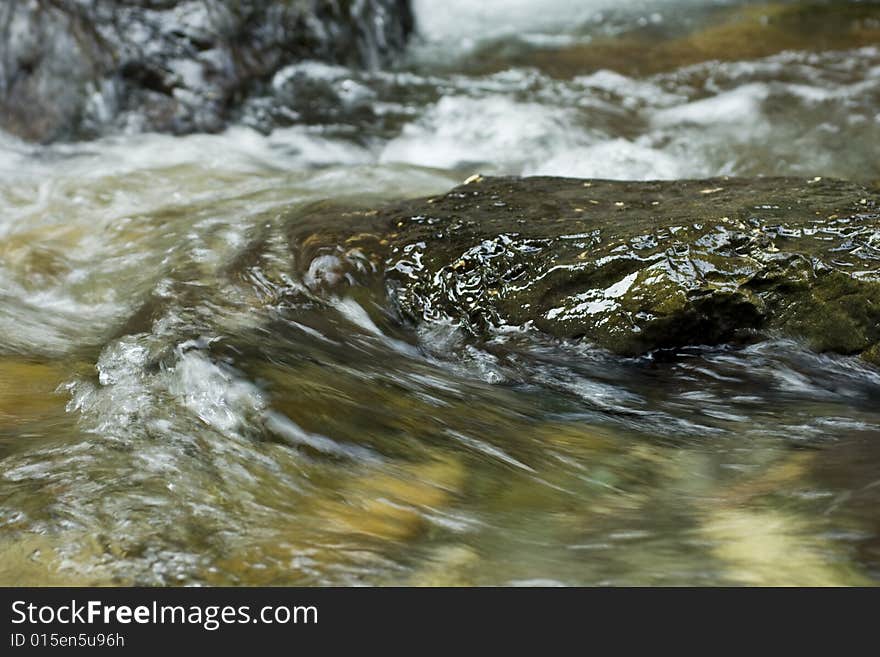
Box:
[0,532,116,586]
[239,60,379,133]
[204,455,466,585]
[315,456,464,542]
[864,343,880,366]
[407,544,480,586]
[701,507,869,586]
[375,176,880,357]
[0,0,414,142]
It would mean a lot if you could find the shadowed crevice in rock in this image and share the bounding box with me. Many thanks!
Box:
[0,0,414,142]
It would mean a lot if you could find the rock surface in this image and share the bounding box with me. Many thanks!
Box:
[0,0,413,142]
[338,176,880,357]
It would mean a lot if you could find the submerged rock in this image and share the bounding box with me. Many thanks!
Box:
[0,0,414,142]
[0,358,70,426]
[349,176,880,358]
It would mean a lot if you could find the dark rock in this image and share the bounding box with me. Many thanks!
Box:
[238,60,378,134]
[0,0,414,142]
[360,176,880,357]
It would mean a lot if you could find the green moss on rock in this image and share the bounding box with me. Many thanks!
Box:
[862,343,880,367]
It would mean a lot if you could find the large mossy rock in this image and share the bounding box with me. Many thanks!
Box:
[0,0,413,142]
[369,176,880,357]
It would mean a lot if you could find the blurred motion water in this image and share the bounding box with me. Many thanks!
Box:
[2,0,880,585]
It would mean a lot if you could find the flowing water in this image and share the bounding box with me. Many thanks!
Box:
[2,0,880,585]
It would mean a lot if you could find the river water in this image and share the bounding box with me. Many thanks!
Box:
[2,0,880,585]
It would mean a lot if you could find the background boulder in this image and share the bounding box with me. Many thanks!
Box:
[0,0,414,141]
